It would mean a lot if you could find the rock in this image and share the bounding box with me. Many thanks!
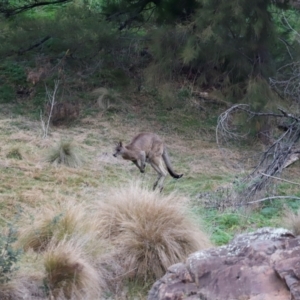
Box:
[148,227,300,300]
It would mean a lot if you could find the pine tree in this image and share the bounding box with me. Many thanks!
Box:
[146,0,297,105]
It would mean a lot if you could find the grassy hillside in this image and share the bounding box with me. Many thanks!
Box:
[0,101,299,299]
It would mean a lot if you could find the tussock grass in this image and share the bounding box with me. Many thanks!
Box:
[282,208,300,236]
[17,201,95,252]
[44,240,103,299]
[0,273,46,300]
[6,148,22,160]
[94,181,212,281]
[45,140,83,168]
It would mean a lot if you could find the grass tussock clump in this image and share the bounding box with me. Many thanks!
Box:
[95,182,212,281]
[44,240,102,299]
[45,140,83,168]
[17,201,91,252]
[6,148,22,160]
[282,208,300,236]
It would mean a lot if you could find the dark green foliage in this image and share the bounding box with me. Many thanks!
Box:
[103,0,199,29]
[146,1,299,105]
[0,0,300,113]
[155,0,199,23]
[0,3,143,96]
[0,61,27,103]
[0,61,27,84]
[0,85,15,103]
[0,226,21,283]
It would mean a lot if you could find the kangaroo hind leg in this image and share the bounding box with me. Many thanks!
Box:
[151,157,168,192]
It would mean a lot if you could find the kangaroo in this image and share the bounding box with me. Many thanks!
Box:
[113,132,183,191]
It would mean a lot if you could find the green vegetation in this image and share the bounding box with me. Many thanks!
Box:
[0,226,21,284]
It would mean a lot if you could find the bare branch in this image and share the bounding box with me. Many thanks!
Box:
[248,196,300,204]
[217,104,300,203]
[1,0,72,17]
[259,172,300,186]
[18,36,51,55]
[216,104,250,146]
[41,80,60,139]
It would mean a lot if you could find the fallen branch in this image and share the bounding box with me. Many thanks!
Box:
[248,196,300,204]
[217,104,300,203]
[259,172,300,186]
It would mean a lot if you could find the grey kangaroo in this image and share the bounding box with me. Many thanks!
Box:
[113,132,183,191]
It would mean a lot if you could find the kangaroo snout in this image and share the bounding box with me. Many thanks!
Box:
[113,153,117,157]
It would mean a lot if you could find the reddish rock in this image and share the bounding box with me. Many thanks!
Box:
[148,227,300,300]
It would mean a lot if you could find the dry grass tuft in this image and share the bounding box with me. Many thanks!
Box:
[0,274,46,300]
[94,181,212,281]
[17,201,91,252]
[45,140,83,168]
[44,240,102,299]
[6,148,22,160]
[282,208,300,236]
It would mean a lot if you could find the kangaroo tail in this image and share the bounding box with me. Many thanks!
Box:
[162,148,183,179]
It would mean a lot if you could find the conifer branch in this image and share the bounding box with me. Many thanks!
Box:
[0,0,72,17]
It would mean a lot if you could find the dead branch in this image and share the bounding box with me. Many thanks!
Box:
[41,80,60,138]
[1,0,72,18]
[248,196,300,205]
[18,36,51,55]
[259,172,300,186]
[217,104,300,203]
[216,104,250,146]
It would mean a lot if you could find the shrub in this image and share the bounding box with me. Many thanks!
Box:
[0,226,21,284]
[94,182,212,281]
[44,240,102,299]
[0,85,15,104]
[45,140,83,168]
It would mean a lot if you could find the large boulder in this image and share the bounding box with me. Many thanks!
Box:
[148,227,300,300]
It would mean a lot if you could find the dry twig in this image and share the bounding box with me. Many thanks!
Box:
[217,104,300,203]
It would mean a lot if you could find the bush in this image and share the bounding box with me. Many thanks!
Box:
[95,182,212,282]
[0,226,21,284]
[0,85,15,104]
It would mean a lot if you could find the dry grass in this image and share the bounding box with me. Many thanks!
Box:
[44,239,103,299]
[0,273,46,300]
[282,208,300,236]
[17,200,96,252]
[94,181,212,281]
[45,140,84,168]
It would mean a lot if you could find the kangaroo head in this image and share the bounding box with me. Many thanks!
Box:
[113,141,124,157]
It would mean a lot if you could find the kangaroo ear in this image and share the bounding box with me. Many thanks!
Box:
[119,141,123,147]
